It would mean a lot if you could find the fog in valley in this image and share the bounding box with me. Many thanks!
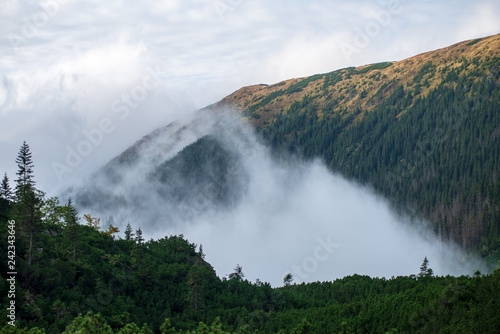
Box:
[70,108,485,286]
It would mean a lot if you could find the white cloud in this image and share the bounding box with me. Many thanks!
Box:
[70,110,483,286]
[456,1,500,40]
[0,0,499,194]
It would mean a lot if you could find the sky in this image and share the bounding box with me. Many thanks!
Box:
[0,0,499,193]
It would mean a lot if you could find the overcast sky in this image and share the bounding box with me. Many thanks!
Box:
[1,0,499,194]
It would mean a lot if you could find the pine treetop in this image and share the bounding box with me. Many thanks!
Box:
[0,172,13,201]
[15,141,36,195]
[418,257,433,277]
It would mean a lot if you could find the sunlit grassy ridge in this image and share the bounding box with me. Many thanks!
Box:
[216,35,500,126]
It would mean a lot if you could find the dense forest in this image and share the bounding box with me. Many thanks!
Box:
[1,142,499,333]
[217,35,500,262]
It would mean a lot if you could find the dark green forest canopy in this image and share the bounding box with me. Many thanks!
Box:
[1,144,499,333]
[212,35,500,263]
[249,48,500,263]
[1,202,500,333]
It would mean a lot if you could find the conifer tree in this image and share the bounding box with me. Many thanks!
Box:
[15,141,36,198]
[199,244,205,259]
[187,265,204,310]
[124,223,134,241]
[418,257,433,277]
[135,228,144,246]
[12,141,42,265]
[283,273,294,286]
[64,198,80,261]
[0,173,13,202]
[0,173,13,222]
[228,264,244,280]
[131,228,149,279]
[12,187,43,265]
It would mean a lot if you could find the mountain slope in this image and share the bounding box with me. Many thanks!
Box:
[215,35,499,126]
[72,109,254,227]
[214,34,500,256]
[73,35,500,261]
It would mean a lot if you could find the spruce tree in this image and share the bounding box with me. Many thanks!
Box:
[418,257,433,277]
[12,141,42,265]
[135,228,144,246]
[0,173,12,222]
[12,188,42,265]
[64,198,80,261]
[0,173,13,202]
[199,244,205,259]
[131,228,148,279]
[187,265,204,310]
[15,141,36,198]
[124,223,134,241]
[283,273,294,286]
[228,264,244,280]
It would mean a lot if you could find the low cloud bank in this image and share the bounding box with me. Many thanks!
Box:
[72,109,485,286]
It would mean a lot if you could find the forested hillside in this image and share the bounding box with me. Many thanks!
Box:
[1,143,500,333]
[215,35,500,259]
[75,134,249,224]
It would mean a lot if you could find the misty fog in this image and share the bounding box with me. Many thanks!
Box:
[70,108,485,287]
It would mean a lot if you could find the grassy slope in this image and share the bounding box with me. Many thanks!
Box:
[215,35,499,126]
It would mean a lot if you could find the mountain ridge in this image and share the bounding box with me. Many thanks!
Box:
[214,34,500,127]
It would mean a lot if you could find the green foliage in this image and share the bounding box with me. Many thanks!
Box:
[228,264,245,281]
[290,319,312,334]
[466,38,482,46]
[354,62,393,74]
[322,69,344,89]
[286,74,324,94]
[40,197,66,226]
[148,135,246,216]
[283,273,293,286]
[11,187,44,265]
[0,173,13,202]
[124,223,134,241]
[413,61,436,83]
[63,312,112,333]
[418,257,433,277]
[14,141,36,195]
[259,57,500,257]
[0,326,46,333]
[245,74,325,116]
[64,198,80,261]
